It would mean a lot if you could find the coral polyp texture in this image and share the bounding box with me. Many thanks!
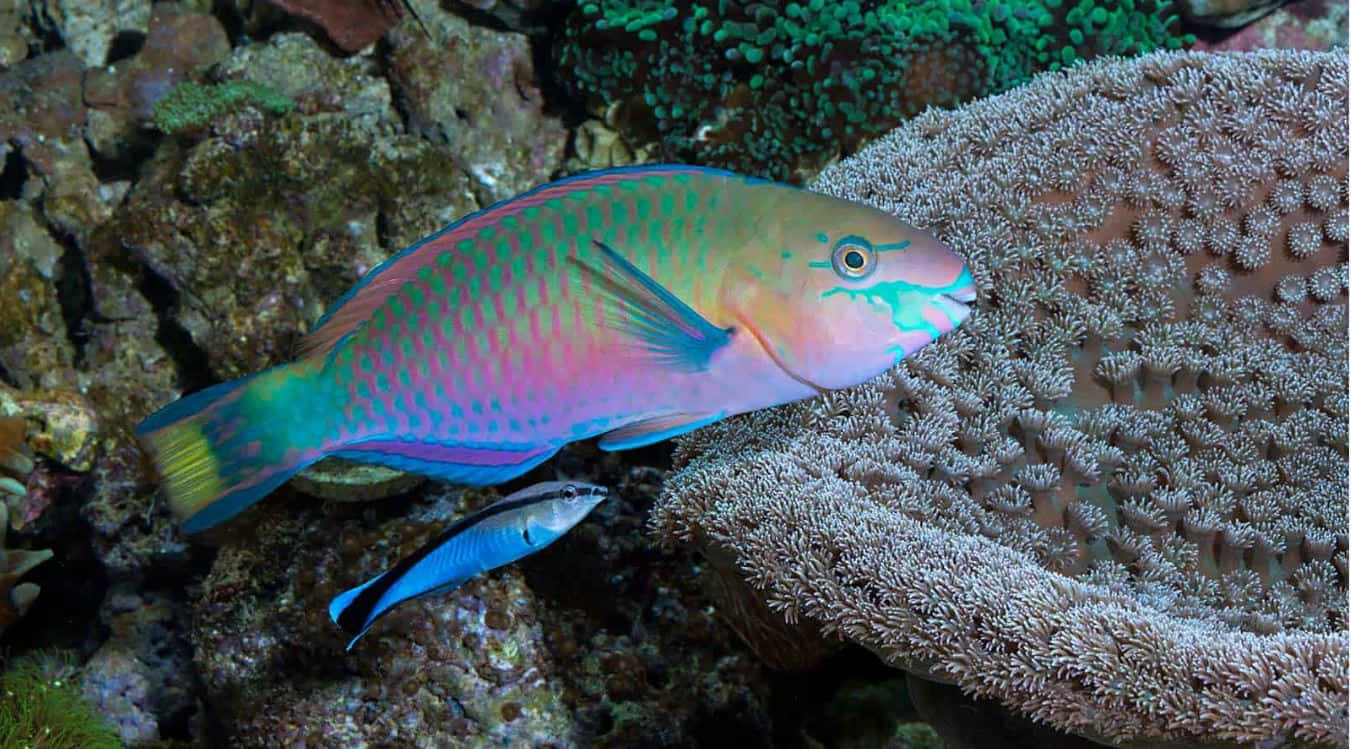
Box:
[654,49,1348,746]
[557,0,1195,181]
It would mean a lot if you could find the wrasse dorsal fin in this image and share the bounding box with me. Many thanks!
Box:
[581,239,733,372]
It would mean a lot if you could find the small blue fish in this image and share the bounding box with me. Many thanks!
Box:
[328,480,608,650]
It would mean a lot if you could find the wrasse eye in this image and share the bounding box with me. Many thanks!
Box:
[561,483,578,499]
[831,238,876,280]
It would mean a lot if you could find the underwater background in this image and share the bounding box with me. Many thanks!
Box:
[0,0,1347,747]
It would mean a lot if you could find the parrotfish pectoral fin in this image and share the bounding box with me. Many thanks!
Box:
[583,239,733,372]
[134,362,328,533]
[597,411,726,450]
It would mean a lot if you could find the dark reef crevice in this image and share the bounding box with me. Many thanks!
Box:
[0,146,27,200]
[134,260,219,395]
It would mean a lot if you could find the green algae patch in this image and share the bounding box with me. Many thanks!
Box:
[150,80,294,135]
[0,654,123,749]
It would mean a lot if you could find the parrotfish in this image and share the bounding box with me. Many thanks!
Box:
[136,165,976,533]
[329,480,608,650]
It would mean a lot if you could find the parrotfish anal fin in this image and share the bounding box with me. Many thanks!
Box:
[597,412,726,450]
[332,438,558,485]
[582,240,733,372]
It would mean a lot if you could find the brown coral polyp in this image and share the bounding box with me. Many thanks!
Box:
[656,49,1348,747]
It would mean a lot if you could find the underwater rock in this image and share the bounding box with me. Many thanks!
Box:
[117,110,476,380]
[218,31,400,131]
[38,0,150,67]
[0,202,74,389]
[1177,0,1287,27]
[0,388,100,473]
[564,118,657,175]
[0,3,28,68]
[0,47,85,148]
[81,438,188,577]
[656,49,1347,747]
[0,48,112,248]
[83,3,230,160]
[264,0,404,54]
[292,457,426,502]
[1192,0,1348,50]
[385,0,566,203]
[80,586,201,746]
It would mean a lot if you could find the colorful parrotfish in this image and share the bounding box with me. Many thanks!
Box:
[329,480,609,650]
[136,165,977,533]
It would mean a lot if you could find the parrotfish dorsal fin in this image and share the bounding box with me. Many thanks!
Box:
[299,165,724,359]
[582,239,733,372]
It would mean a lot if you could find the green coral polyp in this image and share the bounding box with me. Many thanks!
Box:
[559,0,1194,181]
[0,655,123,749]
[151,80,295,135]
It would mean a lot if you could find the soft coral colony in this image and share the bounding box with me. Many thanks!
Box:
[655,48,1348,747]
[557,0,1195,181]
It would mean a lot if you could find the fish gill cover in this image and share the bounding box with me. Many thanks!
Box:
[556,0,1196,182]
[655,48,1348,747]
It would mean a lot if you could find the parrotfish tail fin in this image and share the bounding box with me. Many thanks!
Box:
[134,360,331,534]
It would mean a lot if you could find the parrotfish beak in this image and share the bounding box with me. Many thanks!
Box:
[929,284,977,329]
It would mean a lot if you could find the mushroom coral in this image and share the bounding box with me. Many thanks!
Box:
[653,49,1347,747]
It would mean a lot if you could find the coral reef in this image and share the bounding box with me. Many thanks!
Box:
[0,652,123,748]
[556,0,1195,182]
[150,80,294,136]
[655,48,1348,747]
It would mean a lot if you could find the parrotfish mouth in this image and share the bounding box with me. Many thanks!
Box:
[929,289,975,329]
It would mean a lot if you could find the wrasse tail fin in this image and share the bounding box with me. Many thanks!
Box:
[329,544,471,651]
[581,239,733,372]
[134,363,328,533]
[598,411,726,450]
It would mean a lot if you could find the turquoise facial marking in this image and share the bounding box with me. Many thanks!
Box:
[816,233,829,243]
[821,271,972,342]
[875,240,911,253]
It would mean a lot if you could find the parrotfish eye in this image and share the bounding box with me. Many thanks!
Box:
[831,237,876,280]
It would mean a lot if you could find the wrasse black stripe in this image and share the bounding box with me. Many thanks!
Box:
[334,484,605,634]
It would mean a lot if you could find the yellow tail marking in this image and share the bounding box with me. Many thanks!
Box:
[145,423,227,521]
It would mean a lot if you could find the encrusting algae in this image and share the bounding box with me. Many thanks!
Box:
[656,48,1348,747]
